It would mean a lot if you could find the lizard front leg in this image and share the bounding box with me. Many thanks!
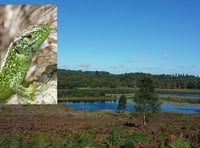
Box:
[10,81,39,100]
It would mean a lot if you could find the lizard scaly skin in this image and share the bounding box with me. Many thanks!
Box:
[0,24,50,102]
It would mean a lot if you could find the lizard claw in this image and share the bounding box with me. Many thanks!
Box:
[26,82,40,100]
[29,82,40,90]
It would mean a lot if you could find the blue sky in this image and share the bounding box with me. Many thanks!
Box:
[2,0,200,75]
[58,0,200,76]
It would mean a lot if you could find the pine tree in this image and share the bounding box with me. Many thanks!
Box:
[134,77,160,125]
[117,95,127,113]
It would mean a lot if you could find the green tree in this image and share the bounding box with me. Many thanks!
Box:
[197,80,200,89]
[134,77,160,125]
[117,95,127,113]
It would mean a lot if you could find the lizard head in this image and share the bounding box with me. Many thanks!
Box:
[12,24,50,55]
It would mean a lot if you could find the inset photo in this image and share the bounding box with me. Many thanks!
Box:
[0,5,57,104]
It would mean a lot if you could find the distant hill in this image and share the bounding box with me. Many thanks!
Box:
[58,69,200,89]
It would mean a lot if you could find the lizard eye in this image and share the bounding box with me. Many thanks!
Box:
[23,34,33,43]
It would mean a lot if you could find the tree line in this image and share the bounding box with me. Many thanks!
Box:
[58,69,200,89]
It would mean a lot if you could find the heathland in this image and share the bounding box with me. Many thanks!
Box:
[0,105,200,147]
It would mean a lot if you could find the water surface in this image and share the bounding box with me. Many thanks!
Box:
[65,100,200,114]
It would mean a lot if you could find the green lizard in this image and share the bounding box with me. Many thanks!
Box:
[0,24,50,102]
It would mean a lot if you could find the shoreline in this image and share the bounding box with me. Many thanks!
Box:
[58,88,200,104]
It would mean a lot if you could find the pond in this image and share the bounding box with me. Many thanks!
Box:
[64,99,200,114]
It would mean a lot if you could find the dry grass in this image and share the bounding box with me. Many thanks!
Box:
[0,105,199,147]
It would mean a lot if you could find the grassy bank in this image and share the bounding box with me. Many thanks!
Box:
[59,88,200,98]
[58,88,200,104]
[58,96,200,104]
[77,87,200,94]
[58,96,117,102]
[160,96,200,104]
[156,88,200,94]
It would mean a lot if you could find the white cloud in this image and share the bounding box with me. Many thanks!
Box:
[128,59,134,63]
[161,51,169,60]
[76,64,91,69]
[192,65,198,68]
